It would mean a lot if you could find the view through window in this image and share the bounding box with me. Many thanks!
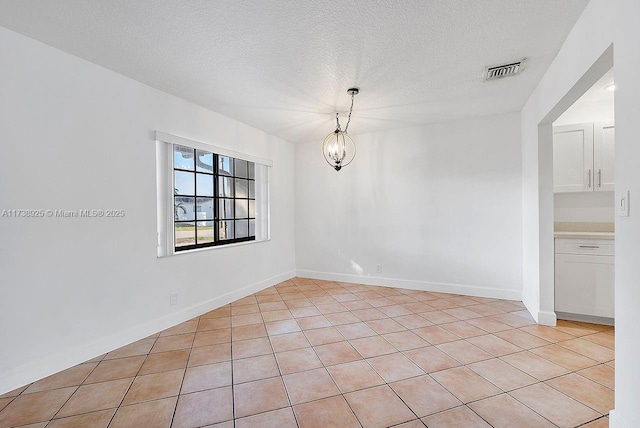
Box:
[173,145,256,251]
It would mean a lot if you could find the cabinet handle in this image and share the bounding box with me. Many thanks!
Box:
[579,245,600,249]
[598,169,602,188]
[587,169,591,188]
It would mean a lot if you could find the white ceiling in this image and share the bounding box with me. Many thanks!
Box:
[555,68,615,126]
[0,0,589,143]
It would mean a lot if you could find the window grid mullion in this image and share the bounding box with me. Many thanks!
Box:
[192,149,198,245]
[173,147,257,252]
[214,153,220,243]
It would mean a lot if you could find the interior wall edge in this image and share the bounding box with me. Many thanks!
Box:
[536,310,557,327]
[521,290,540,324]
[609,410,632,428]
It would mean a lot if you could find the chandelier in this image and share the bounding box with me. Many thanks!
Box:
[322,87,359,171]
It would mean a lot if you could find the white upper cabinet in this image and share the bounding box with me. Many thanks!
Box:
[594,121,615,191]
[553,122,614,193]
[553,123,594,192]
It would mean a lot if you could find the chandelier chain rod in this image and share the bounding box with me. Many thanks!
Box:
[344,92,355,134]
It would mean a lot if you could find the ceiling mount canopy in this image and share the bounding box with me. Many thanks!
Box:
[322,87,360,171]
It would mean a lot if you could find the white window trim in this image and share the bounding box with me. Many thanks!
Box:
[155,132,273,167]
[155,131,271,257]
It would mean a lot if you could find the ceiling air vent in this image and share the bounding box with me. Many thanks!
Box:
[483,59,527,81]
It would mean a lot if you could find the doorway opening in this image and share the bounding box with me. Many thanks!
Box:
[552,69,615,326]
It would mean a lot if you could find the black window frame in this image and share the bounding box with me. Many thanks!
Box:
[173,145,256,252]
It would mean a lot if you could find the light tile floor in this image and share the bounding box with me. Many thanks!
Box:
[0,278,614,427]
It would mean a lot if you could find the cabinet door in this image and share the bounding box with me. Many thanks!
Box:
[555,253,614,318]
[553,123,594,192]
[594,122,615,191]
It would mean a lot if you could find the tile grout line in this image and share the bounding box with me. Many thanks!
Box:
[31,350,105,424]
[497,351,609,426]
[279,282,362,428]
[229,308,236,428]
[262,291,604,426]
[2,278,614,428]
[273,286,310,428]
[167,315,199,428]
[45,331,161,426]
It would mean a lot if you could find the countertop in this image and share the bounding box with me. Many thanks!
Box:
[554,231,614,239]
[554,222,615,240]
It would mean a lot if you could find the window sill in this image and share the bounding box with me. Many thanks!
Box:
[158,237,271,258]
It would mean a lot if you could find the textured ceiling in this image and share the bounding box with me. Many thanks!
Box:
[0,0,589,143]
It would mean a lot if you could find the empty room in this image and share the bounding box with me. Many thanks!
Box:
[0,1,638,427]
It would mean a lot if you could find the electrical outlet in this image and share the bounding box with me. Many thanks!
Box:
[170,292,178,306]
[376,264,382,273]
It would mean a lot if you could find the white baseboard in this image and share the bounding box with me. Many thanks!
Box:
[0,269,295,395]
[555,311,614,326]
[517,293,557,326]
[609,410,631,428]
[296,270,522,301]
[536,310,557,326]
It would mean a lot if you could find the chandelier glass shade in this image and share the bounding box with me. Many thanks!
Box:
[322,87,359,171]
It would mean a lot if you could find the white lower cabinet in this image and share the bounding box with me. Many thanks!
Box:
[554,238,614,319]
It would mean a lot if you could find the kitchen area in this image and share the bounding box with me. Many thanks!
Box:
[553,68,615,325]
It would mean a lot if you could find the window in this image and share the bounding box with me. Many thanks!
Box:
[156,132,270,256]
[173,145,256,250]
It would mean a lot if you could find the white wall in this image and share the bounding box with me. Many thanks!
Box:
[611,1,640,426]
[521,0,615,325]
[554,192,615,223]
[295,113,522,300]
[0,27,296,393]
[521,0,640,426]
